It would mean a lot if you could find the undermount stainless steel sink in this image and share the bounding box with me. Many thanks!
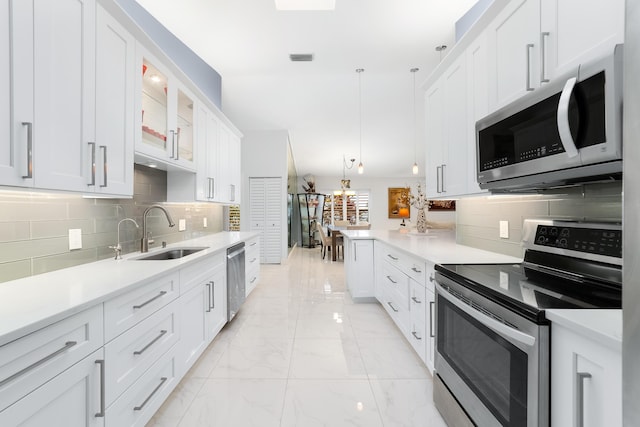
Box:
[132,247,208,260]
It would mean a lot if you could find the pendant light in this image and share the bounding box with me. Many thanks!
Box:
[356,68,365,174]
[411,67,419,175]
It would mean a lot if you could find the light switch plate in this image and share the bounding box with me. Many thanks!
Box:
[499,221,509,239]
[68,229,82,250]
[178,219,186,231]
[203,217,208,228]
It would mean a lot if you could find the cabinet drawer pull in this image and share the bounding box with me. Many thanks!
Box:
[250,277,257,284]
[95,359,105,418]
[99,145,107,187]
[412,331,422,340]
[387,301,399,312]
[411,267,422,273]
[411,296,422,304]
[250,242,257,246]
[88,142,96,186]
[133,290,167,309]
[133,377,167,411]
[430,301,435,338]
[21,122,33,179]
[386,254,398,261]
[386,275,397,284]
[576,371,592,427]
[429,275,435,283]
[133,330,167,355]
[0,341,77,387]
[251,257,257,263]
[210,281,215,310]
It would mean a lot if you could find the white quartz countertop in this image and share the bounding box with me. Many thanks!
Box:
[340,229,522,264]
[546,309,622,352]
[0,231,258,347]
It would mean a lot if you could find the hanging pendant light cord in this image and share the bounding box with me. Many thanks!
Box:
[411,67,419,174]
[356,68,364,174]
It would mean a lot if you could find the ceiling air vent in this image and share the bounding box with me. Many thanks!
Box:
[289,53,314,62]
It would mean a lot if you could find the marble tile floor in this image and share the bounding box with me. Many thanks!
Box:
[147,247,448,427]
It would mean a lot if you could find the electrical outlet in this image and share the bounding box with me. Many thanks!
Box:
[203,217,208,228]
[178,219,186,232]
[499,220,509,239]
[68,229,82,250]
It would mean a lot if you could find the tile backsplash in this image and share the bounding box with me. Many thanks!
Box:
[0,165,223,283]
[456,182,622,258]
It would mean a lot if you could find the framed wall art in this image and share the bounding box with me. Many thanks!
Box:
[388,187,410,218]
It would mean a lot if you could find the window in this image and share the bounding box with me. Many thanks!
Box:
[322,190,369,225]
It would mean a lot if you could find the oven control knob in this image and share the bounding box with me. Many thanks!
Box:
[559,238,568,248]
[561,228,570,237]
[537,235,546,244]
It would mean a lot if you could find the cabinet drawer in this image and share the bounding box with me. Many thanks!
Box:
[104,272,179,341]
[106,344,178,427]
[409,280,427,318]
[180,252,225,294]
[381,287,410,334]
[408,315,427,362]
[379,243,426,284]
[381,261,409,310]
[104,300,179,406]
[0,305,103,412]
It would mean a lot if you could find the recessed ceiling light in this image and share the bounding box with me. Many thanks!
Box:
[275,0,335,10]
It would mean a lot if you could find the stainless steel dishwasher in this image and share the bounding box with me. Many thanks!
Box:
[226,242,246,321]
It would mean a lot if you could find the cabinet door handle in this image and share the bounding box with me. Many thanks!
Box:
[134,377,167,411]
[205,282,212,312]
[411,296,422,304]
[429,301,435,337]
[441,164,446,192]
[411,267,422,273]
[429,274,435,283]
[21,122,33,179]
[88,142,96,186]
[251,257,257,263]
[387,254,398,261]
[250,242,257,247]
[436,166,442,193]
[175,129,180,160]
[250,277,257,284]
[230,184,235,201]
[526,43,535,91]
[133,290,167,309]
[0,341,77,387]
[354,242,357,262]
[169,130,176,158]
[540,32,550,83]
[412,331,422,340]
[133,330,167,355]
[210,281,215,309]
[387,301,399,312]
[100,145,107,187]
[95,359,105,418]
[576,371,592,427]
[386,275,397,284]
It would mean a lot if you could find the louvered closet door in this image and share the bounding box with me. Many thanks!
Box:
[249,177,282,264]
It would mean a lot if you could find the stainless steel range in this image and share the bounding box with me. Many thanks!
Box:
[434,219,622,427]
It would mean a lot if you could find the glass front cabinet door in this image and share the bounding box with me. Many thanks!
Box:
[137,48,196,171]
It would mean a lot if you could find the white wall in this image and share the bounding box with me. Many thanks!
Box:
[240,130,290,263]
[311,175,455,230]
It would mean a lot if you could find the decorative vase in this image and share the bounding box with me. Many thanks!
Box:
[416,208,427,233]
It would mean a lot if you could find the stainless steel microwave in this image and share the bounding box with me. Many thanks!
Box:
[476,45,623,192]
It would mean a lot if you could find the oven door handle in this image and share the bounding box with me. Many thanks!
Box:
[436,283,536,348]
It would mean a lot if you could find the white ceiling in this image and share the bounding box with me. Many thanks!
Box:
[134,0,479,178]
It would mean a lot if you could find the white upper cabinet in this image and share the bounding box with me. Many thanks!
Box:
[94,5,135,196]
[0,0,13,185]
[136,46,196,172]
[540,0,624,80]
[217,124,242,204]
[424,54,470,199]
[487,0,541,109]
[2,0,134,196]
[8,0,96,192]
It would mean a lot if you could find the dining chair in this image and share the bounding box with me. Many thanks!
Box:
[316,222,342,260]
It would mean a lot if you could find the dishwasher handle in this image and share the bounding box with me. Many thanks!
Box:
[227,247,245,259]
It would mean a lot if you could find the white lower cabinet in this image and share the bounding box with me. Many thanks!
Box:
[372,241,436,371]
[105,345,178,427]
[344,238,375,301]
[551,322,621,427]
[104,299,179,406]
[0,348,105,427]
[245,236,260,297]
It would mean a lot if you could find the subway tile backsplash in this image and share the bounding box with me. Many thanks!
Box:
[0,165,224,283]
[456,182,622,258]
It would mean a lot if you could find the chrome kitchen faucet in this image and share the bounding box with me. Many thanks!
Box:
[141,205,176,252]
